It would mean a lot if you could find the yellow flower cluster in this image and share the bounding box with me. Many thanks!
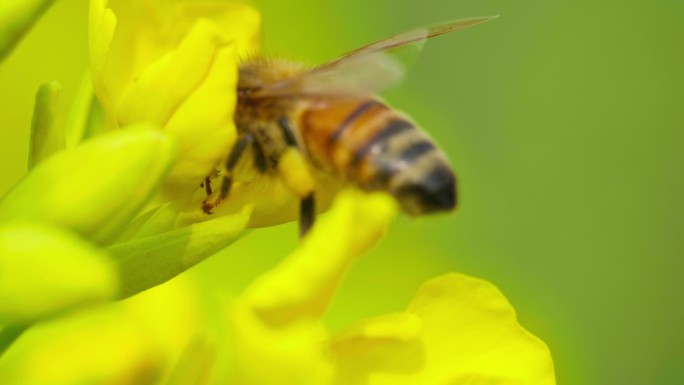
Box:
[90,0,259,199]
[0,1,556,384]
[1,192,554,384]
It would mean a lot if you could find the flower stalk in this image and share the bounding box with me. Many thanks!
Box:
[29,81,65,170]
[0,0,56,61]
[0,324,29,358]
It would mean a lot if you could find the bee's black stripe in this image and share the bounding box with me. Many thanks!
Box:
[368,140,436,188]
[328,100,380,145]
[351,119,414,167]
[398,141,436,163]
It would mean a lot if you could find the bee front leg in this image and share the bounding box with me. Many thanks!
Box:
[203,176,213,196]
[202,134,254,214]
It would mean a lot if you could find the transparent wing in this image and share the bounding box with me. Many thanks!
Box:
[250,49,407,97]
[328,16,498,64]
[249,16,498,98]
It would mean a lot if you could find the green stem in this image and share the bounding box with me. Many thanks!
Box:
[0,324,29,358]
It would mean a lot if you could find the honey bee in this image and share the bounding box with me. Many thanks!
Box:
[202,16,497,237]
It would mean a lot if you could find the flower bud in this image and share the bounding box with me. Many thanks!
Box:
[0,275,205,385]
[0,224,117,323]
[0,126,176,244]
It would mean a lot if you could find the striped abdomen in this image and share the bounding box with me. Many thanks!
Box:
[300,98,456,215]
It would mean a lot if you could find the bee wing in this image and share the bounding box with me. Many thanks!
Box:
[249,49,406,97]
[328,16,498,64]
[249,16,498,98]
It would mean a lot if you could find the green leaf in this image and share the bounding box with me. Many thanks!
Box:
[108,206,251,298]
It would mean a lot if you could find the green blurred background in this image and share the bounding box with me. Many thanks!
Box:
[1,0,682,384]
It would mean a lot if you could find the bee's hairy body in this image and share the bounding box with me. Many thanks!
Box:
[234,58,456,216]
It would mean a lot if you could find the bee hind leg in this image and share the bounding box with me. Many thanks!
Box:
[300,193,315,237]
[277,147,317,239]
[202,134,254,214]
[277,117,317,239]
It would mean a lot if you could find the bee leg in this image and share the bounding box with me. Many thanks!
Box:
[203,176,213,196]
[277,147,317,238]
[276,117,317,238]
[300,193,315,238]
[202,134,254,214]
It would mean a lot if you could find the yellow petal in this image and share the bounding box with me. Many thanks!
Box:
[176,1,260,57]
[173,170,345,230]
[162,41,239,198]
[29,81,65,170]
[120,276,206,370]
[116,16,242,197]
[329,313,425,384]
[0,314,164,385]
[92,1,260,196]
[339,274,556,385]
[91,0,260,121]
[0,224,117,323]
[442,375,528,385]
[0,0,55,61]
[406,274,555,384]
[0,126,176,244]
[227,190,397,385]
[116,18,227,128]
[88,0,117,112]
[227,306,333,385]
[165,335,217,385]
[243,190,397,324]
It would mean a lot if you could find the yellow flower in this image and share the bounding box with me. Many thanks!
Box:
[0,3,557,384]
[329,274,555,385]
[0,190,556,385]
[225,190,556,385]
[89,0,261,198]
[0,0,263,334]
